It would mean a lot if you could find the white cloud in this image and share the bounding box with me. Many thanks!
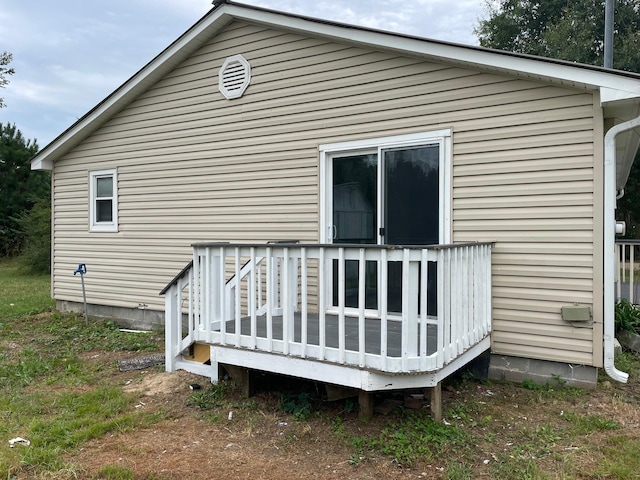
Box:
[0,0,484,146]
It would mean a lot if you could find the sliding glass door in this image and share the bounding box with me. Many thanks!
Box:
[328,140,442,314]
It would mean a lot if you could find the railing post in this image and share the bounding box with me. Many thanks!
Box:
[165,286,178,372]
[380,249,388,371]
[631,246,635,304]
[462,245,470,350]
[471,245,479,344]
[358,248,366,368]
[218,246,227,345]
[401,249,419,371]
[289,247,298,348]
[249,247,257,349]
[450,247,459,357]
[485,245,492,334]
[616,243,621,300]
[193,249,201,339]
[234,247,242,347]
[419,248,428,371]
[204,248,213,344]
[188,263,194,341]
[282,247,291,355]
[300,247,308,358]
[338,247,346,364]
[318,247,326,361]
[436,249,446,368]
[266,247,273,352]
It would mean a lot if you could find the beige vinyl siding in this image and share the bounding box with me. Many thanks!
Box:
[53,21,599,365]
[451,78,597,364]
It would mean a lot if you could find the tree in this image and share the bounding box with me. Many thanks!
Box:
[475,0,640,72]
[0,51,14,108]
[475,0,640,235]
[0,123,47,256]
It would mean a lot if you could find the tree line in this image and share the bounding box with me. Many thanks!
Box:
[2,1,640,272]
[476,0,640,236]
[1,52,50,272]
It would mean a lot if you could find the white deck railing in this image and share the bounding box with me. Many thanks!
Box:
[616,240,640,304]
[164,242,492,374]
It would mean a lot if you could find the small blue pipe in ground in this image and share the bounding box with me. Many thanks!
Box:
[73,264,88,325]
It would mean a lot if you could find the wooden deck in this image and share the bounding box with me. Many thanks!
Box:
[164,242,493,420]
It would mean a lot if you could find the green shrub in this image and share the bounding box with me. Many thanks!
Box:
[615,299,640,334]
[278,392,315,419]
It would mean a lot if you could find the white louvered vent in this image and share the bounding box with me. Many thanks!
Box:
[218,54,251,100]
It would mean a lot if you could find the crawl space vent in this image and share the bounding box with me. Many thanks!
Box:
[218,54,251,99]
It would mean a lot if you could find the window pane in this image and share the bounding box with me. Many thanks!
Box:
[332,154,377,244]
[384,145,439,245]
[96,199,113,222]
[96,176,113,198]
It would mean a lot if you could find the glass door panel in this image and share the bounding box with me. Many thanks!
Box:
[332,154,378,309]
[332,154,377,244]
[383,145,440,314]
[383,145,439,245]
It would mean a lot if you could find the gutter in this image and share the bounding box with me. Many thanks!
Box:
[603,115,640,383]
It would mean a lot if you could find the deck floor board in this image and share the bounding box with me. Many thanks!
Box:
[218,313,438,357]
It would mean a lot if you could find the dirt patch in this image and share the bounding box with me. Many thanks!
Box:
[69,370,420,479]
[55,364,640,480]
[122,370,200,396]
[69,417,409,480]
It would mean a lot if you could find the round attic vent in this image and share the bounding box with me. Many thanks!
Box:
[218,54,251,100]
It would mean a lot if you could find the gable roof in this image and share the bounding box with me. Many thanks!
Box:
[31,0,640,187]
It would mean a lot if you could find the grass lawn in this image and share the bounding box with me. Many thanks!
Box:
[2,258,640,479]
[0,257,165,479]
[0,257,54,318]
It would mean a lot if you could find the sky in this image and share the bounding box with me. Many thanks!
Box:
[0,0,489,148]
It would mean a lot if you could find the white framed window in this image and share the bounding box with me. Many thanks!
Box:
[319,130,452,246]
[89,169,118,232]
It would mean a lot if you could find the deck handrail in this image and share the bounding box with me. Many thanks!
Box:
[165,242,493,374]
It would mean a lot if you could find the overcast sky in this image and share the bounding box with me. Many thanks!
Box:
[0,0,488,148]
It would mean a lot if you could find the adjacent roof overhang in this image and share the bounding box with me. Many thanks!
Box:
[30,0,640,188]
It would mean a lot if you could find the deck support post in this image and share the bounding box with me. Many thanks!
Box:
[426,382,442,422]
[211,360,223,384]
[239,368,252,398]
[358,390,374,421]
[222,364,253,398]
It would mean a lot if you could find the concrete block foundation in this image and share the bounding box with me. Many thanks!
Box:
[488,354,598,389]
[57,300,164,331]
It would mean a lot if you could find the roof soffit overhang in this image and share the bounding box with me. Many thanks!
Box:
[31,1,640,171]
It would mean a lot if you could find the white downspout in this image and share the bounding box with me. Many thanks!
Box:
[603,115,640,383]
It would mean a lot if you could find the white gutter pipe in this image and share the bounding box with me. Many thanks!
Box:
[603,115,640,383]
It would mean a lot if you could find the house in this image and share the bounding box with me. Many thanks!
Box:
[31,0,640,411]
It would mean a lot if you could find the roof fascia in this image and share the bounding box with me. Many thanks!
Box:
[224,4,640,103]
